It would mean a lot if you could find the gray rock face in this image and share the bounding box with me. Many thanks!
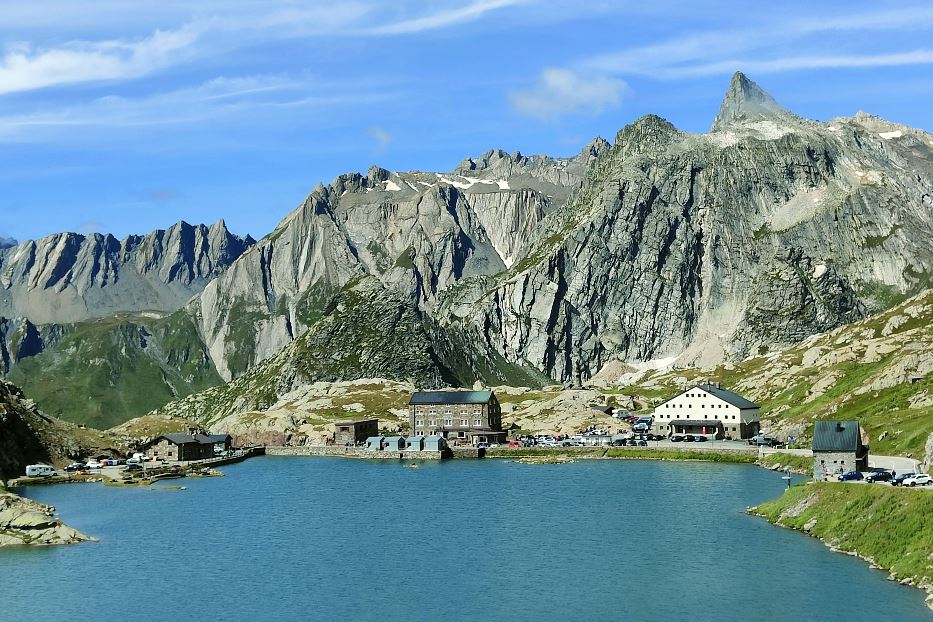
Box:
[183,74,933,389]
[711,71,801,131]
[0,220,254,324]
[464,78,933,381]
[191,146,601,380]
[0,237,16,250]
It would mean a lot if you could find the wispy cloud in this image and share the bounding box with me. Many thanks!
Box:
[367,126,393,151]
[0,75,393,142]
[365,0,527,35]
[577,4,933,79]
[510,68,626,120]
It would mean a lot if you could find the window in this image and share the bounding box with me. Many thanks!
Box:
[475,419,482,426]
[461,419,468,426]
[445,418,452,426]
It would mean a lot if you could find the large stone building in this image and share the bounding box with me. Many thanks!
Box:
[408,390,506,446]
[812,420,868,479]
[653,383,760,439]
[334,419,379,446]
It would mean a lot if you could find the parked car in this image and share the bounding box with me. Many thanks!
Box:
[611,439,626,446]
[670,435,684,442]
[125,463,144,472]
[864,471,893,483]
[64,462,85,472]
[902,474,932,487]
[626,439,639,446]
[683,435,695,442]
[694,436,708,443]
[749,434,784,447]
[637,440,648,447]
[85,460,102,469]
[892,473,916,487]
[837,471,864,481]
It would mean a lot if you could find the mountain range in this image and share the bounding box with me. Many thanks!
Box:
[2,71,932,429]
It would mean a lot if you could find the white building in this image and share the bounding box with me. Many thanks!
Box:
[653,383,760,440]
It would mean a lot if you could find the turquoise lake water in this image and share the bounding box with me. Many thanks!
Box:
[4,457,930,621]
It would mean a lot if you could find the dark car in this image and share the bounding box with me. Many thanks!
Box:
[670,435,684,442]
[64,463,85,472]
[627,439,639,446]
[694,436,708,443]
[837,471,864,481]
[683,435,695,442]
[611,439,627,446]
[125,463,144,472]
[637,440,648,446]
[865,471,893,483]
[892,473,916,487]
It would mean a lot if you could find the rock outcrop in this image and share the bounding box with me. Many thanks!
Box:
[0,491,91,546]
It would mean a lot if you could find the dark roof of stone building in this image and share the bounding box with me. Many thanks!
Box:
[160,433,221,445]
[695,384,759,409]
[812,420,861,452]
[409,390,494,405]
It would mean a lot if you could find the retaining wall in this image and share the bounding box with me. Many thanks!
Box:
[265,446,444,460]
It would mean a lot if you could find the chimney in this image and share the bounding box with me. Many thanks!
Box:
[836,422,844,432]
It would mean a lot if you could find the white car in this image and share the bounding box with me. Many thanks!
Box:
[85,460,102,469]
[902,474,932,487]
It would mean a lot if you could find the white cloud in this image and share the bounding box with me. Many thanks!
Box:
[0,27,198,94]
[669,50,933,78]
[510,68,626,120]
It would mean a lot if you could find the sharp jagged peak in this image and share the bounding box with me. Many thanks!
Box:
[710,71,799,132]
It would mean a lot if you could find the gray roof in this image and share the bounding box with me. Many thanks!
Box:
[208,434,231,443]
[409,390,494,405]
[161,433,215,446]
[695,384,759,409]
[812,420,861,452]
[335,418,378,427]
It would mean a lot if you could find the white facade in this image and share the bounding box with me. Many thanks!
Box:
[653,385,760,439]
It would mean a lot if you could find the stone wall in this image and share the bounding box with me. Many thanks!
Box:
[813,451,858,479]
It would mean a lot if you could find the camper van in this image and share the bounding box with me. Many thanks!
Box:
[25,464,56,478]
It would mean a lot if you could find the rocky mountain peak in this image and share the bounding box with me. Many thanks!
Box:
[0,236,16,250]
[710,71,798,132]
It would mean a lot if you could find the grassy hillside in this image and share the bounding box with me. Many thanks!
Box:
[7,310,221,429]
[753,482,933,594]
[614,289,933,459]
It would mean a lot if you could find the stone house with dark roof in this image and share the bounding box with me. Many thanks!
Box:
[408,390,506,446]
[812,420,868,479]
[145,432,230,462]
[653,383,761,439]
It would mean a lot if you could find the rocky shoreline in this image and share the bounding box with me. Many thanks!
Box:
[0,488,91,547]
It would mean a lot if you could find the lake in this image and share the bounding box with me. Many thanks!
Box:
[5,457,930,621]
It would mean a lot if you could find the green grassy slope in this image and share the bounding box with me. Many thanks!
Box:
[7,310,221,429]
[753,482,933,590]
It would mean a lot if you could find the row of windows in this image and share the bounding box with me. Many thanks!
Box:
[416,419,485,427]
[658,413,740,420]
[665,403,729,409]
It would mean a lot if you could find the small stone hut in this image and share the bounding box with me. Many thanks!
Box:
[383,436,406,451]
[812,420,868,479]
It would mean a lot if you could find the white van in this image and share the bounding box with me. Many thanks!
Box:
[25,464,56,477]
[127,453,147,465]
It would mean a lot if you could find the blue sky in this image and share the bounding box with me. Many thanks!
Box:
[2,0,933,242]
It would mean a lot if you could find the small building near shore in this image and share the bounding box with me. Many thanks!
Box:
[812,420,868,479]
[365,436,386,451]
[407,436,425,451]
[424,435,449,452]
[384,436,407,451]
[145,433,218,462]
[334,419,379,446]
[653,383,760,439]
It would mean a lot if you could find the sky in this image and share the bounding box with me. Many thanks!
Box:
[2,0,933,242]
